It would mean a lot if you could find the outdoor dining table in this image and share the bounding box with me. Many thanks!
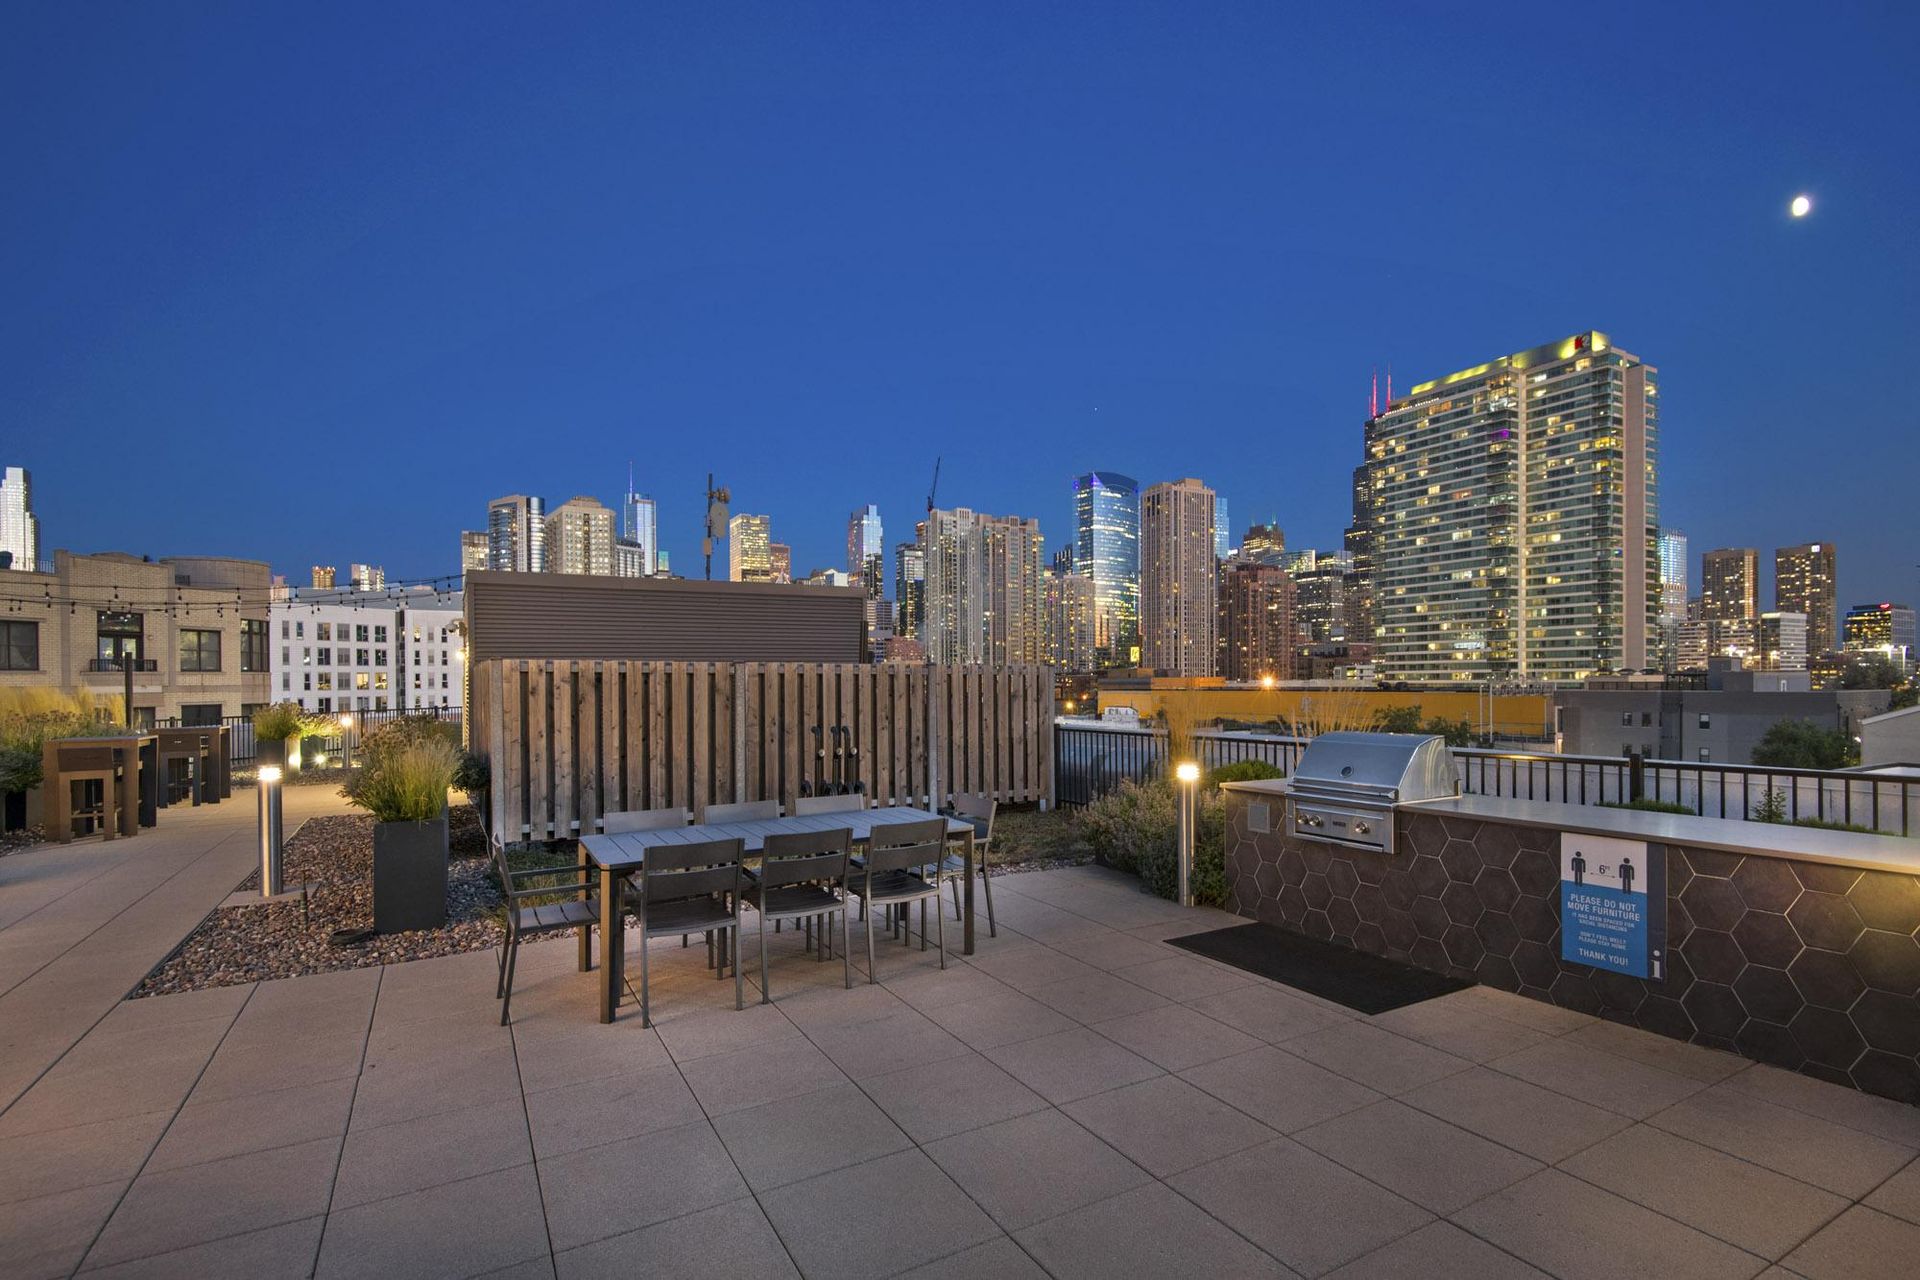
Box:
[578,807,978,1023]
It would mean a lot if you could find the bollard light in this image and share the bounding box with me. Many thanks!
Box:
[257,765,285,897]
[339,713,354,770]
[1174,761,1200,908]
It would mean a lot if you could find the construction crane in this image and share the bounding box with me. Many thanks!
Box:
[926,456,941,515]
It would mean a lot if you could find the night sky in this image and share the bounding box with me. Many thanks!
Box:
[4,3,1915,606]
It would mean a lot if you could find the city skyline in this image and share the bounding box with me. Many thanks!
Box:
[6,8,1915,610]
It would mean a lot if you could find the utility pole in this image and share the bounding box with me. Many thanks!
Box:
[702,473,731,581]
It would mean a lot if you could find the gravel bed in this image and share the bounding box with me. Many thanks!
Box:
[1,826,47,858]
[133,804,514,998]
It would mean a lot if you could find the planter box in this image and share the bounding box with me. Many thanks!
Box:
[257,736,288,770]
[3,785,43,834]
[373,816,449,933]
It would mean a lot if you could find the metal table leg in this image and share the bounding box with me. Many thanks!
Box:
[598,863,623,1023]
[962,829,976,956]
[577,842,592,973]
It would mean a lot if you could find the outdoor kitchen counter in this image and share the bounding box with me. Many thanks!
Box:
[1219,778,1920,875]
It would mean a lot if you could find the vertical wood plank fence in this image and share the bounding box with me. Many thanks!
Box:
[474,661,1055,840]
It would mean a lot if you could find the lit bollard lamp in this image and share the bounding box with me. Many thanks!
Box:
[1174,760,1200,908]
[257,765,285,898]
[339,712,354,770]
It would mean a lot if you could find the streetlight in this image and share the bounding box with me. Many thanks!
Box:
[339,712,354,770]
[257,766,285,897]
[1174,761,1201,907]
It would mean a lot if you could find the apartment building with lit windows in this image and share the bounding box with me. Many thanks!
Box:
[1357,332,1658,683]
[269,589,465,715]
[1140,478,1218,677]
[1775,542,1839,657]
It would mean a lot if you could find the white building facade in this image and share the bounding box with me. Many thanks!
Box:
[269,589,465,715]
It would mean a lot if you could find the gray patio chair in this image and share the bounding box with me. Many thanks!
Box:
[935,793,998,937]
[628,837,746,1026]
[848,818,947,981]
[493,832,599,1026]
[793,793,867,816]
[703,799,781,823]
[601,806,692,834]
[741,827,852,1000]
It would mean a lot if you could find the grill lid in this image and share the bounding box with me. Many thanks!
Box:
[1288,732,1457,804]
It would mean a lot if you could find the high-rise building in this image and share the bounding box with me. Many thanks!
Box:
[768,543,793,585]
[894,541,925,640]
[621,468,659,577]
[1073,472,1140,668]
[846,504,886,635]
[1237,523,1286,568]
[1213,498,1231,561]
[1044,568,1097,673]
[1757,612,1809,671]
[545,497,615,576]
[0,466,39,572]
[1701,548,1758,623]
[1218,561,1296,682]
[349,563,385,590]
[1844,603,1917,662]
[728,514,772,583]
[613,539,646,578]
[1140,478,1217,676]
[311,565,336,590]
[1292,567,1349,646]
[1775,543,1838,657]
[460,531,489,574]
[1345,463,1377,646]
[487,495,547,573]
[1655,529,1689,671]
[1356,332,1659,682]
[921,508,1045,664]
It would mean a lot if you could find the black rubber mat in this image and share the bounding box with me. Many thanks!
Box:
[1167,921,1472,1015]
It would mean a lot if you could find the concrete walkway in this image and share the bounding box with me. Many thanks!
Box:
[3,822,1918,1277]
[0,785,353,1115]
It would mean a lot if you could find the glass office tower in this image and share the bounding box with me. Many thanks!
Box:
[1073,471,1140,668]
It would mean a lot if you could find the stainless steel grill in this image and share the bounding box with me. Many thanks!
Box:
[1286,732,1458,855]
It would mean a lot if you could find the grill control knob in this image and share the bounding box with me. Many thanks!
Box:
[1352,821,1370,835]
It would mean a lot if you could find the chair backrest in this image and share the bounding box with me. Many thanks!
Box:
[702,799,781,824]
[639,837,743,906]
[952,792,997,842]
[864,817,948,876]
[759,827,851,890]
[602,806,693,834]
[491,835,523,929]
[793,793,867,816]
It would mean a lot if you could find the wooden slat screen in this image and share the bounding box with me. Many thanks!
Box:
[476,661,1055,840]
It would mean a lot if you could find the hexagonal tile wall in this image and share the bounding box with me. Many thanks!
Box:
[1224,798,1920,1105]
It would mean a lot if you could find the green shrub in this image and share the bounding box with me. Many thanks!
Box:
[1791,817,1879,834]
[1751,788,1789,824]
[1207,759,1286,787]
[1079,777,1229,907]
[1602,798,1695,816]
[341,737,458,823]
[452,750,490,798]
[251,701,308,742]
[0,690,123,792]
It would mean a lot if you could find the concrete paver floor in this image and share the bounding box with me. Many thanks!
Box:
[2,798,1916,1278]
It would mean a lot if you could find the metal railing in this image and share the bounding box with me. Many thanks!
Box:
[151,704,461,765]
[1054,722,1919,837]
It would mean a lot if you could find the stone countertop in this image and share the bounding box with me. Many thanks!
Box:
[1219,779,1920,876]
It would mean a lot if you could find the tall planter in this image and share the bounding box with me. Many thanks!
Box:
[2,785,42,834]
[257,735,292,771]
[373,814,449,933]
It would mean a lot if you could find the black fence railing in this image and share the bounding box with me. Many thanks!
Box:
[1054,722,1918,837]
[151,705,461,765]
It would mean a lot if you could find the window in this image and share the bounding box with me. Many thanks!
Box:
[97,611,144,664]
[295,621,304,639]
[356,625,369,643]
[1698,713,1711,729]
[1620,712,1633,726]
[180,703,223,726]
[374,649,387,666]
[1641,712,1652,727]
[1698,747,1711,761]
[317,672,332,691]
[375,696,388,711]
[356,648,370,666]
[280,620,290,639]
[317,697,331,713]
[180,629,221,672]
[374,625,387,643]
[303,673,311,691]
[374,672,388,690]
[317,622,330,641]
[241,619,268,672]
[440,673,449,689]
[1,620,39,670]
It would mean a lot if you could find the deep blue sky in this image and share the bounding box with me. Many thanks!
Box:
[5,3,1916,605]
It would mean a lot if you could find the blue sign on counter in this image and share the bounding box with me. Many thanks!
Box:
[1559,834,1666,980]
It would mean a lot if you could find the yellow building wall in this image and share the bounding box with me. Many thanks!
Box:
[1097,685,1553,740]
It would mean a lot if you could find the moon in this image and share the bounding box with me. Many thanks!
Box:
[1790,194,1812,218]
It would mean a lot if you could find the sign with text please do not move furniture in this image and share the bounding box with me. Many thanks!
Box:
[1559,833,1667,981]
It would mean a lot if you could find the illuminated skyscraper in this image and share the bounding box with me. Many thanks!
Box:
[1758,612,1809,671]
[1775,542,1838,657]
[894,540,925,639]
[1044,567,1097,673]
[0,466,38,572]
[1701,548,1758,623]
[1072,471,1140,667]
[1140,478,1217,676]
[768,543,792,585]
[545,497,615,576]
[1239,523,1286,567]
[460,531,488,574]
[1658,531,1689,622]
[1356,332,1659,682]
[1213,498,1231,561]
[1218,562,1296,682]
[728,514,772,582]
[921,508,1045,664]
[1844,603,1916,662]
[311,565,336,590]
[487,495,547,573]
[621,467,659,577]
[846,504,886,635]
